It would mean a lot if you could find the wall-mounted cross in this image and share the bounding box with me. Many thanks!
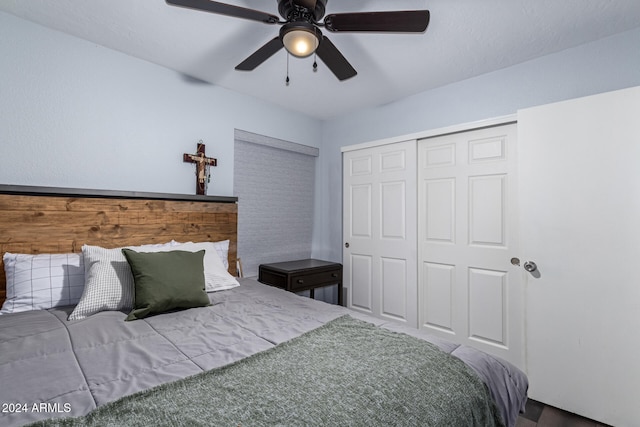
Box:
[183,141,217,195]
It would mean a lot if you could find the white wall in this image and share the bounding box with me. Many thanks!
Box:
[0,11,322,197]
[312,27,640,262]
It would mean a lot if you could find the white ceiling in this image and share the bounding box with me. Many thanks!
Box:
[2,0,640,120]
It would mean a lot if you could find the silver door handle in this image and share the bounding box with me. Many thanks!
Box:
[523,261,537,272]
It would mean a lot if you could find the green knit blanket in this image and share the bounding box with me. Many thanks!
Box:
[32,316,503,427]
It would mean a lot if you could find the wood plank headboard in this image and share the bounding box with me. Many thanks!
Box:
[0,185,238,306]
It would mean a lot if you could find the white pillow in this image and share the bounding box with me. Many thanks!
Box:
[171,241,239,292]
[214,240,230,270]
[68,242,174,320]
[1,252,84,314]
[171,239,230,270]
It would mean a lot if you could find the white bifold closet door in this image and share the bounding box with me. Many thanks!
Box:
[343,140,418,327]
[417,124,524,370]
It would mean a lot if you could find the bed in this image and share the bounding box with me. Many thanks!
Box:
[0,185,528,427]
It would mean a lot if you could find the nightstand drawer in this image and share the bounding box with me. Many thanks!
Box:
[290,269,341,291]
[259,270,288,289]
[258,259,343,306]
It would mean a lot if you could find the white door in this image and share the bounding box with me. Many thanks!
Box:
[417,124,524,369]
[519,86,640,427]
[343,140,418,327]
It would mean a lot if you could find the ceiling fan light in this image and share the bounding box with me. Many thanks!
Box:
[281,24,319,58]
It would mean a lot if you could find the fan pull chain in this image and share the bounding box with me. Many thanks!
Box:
[313,52,318,73]
[285,53,290,86]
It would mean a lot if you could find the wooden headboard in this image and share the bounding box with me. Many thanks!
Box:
[0,185,238,306]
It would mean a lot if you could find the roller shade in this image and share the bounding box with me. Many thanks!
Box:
[233,129,318,277]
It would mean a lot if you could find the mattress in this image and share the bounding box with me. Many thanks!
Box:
[0,278,527,426]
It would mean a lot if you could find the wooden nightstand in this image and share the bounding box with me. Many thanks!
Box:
[258,259,343,306]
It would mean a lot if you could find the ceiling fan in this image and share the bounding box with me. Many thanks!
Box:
[166,0,430,81]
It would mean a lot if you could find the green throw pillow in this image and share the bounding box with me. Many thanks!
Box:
[122,249,210,321]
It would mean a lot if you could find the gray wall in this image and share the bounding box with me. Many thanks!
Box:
[312,27,640,263]
[2,11,640,272]
[0,11,321,198]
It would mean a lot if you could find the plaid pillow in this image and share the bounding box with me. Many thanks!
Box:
[68,243,173,320]
[1,252,84,314]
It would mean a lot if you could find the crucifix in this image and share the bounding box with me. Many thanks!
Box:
[183,141,217,195]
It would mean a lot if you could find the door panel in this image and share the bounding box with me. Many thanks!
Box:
[349,254,372,312]
[381,257,407,320]
[469,174,506,246]
[343,140,417,327]
[418,124,523,369]
[381,181,406,239]
[422,262,455,332]
[350,185,371,238]
[425,178,455,242]
[468,267,507,346]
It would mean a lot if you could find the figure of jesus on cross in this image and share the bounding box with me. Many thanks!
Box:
[183,141,217,195]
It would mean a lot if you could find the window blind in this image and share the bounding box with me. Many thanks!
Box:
[233,129,318,277]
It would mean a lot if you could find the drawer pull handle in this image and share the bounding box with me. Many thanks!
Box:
[331,273,338,278]
[297,279,304,284]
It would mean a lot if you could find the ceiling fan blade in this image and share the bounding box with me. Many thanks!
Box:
[315,36,357,81]
[324,10,430,32]
[166,0,280,24]
[235,37,284,71]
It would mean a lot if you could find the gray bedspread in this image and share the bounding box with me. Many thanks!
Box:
[0,278,528,427]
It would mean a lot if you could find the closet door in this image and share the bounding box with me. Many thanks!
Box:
[417,124,523,369]
[343,140,417,327]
